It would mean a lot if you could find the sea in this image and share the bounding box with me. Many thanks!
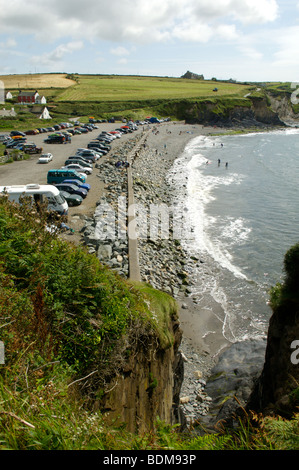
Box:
[167,128,299,344]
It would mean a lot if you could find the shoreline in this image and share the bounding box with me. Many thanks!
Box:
[77,120,280,423]
[131,123,231,373]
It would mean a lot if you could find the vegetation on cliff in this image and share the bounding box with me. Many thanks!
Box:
[0,193,298,449]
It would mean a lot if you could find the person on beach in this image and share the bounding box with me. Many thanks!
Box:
[225,162,228,168]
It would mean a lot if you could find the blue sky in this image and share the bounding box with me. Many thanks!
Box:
[0,0,299,82]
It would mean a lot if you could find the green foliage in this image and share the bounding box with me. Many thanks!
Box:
[0,196,154,379]
[283,242,299,291]
[130,281,178,349]
[1,179,299,450]
[269,242,299,308]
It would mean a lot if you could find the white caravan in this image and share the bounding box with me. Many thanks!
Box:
[0,183,68,215]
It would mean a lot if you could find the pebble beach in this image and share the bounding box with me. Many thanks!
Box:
[80,121,251,425]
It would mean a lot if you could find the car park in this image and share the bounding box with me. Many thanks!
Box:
[38,153,53,163]
[59,190,83,207]
[54,183,88,198]
[62,163,93,175]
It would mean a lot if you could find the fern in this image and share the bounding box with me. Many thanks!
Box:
[177,433,232,450]
[263,414,299,450]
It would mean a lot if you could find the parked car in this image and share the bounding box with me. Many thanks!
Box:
[54,183,87,198]
[6,139,26,148]
[87,142,108,153]
[38,153,53,163]
[75,127,88,133]
[65,157,93,168]
[25,129,39,135]
[59,190,83,206]
[62,179,91,192]
[76,149,101,161]
[10,131,26,137]
[23,144,43,154]
[61,164,92,175]
[93,141,111,151]
[108,131,122,138]
[44,134,65,144]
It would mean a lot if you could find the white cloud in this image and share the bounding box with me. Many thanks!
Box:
[0,0,279,44]
[30,41,84,68]
[118,58,128,65]
[272,26,299,66]
[110,47,130,56]
[238,45,263,60]
[0,37,17,49]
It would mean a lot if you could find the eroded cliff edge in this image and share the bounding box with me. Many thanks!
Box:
[98,313,183,434]
[172,91,298,128]
[247,243,299,418]
[77,283,185,435]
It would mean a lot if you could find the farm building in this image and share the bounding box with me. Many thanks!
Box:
[17,90,46,104]
[30,105,51,119]
[0,107,16,117]
[36,95,47,104]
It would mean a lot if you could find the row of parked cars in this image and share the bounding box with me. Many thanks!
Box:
[0,122,100,150]
[47,122,140,208]
[1,120,141,213]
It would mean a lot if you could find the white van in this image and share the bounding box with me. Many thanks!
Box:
[0,184,68,215]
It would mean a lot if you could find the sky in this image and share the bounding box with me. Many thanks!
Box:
[0,0,299,82]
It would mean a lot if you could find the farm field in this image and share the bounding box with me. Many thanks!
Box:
[0,73,76,90]
[0,73,254,104]
[0,73,262,129]
[54,75,252,102]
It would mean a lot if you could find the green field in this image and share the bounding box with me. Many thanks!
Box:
[0,73,281,129]
[54,75,252,102]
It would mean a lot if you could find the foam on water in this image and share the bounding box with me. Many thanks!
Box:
[167,129,299,343]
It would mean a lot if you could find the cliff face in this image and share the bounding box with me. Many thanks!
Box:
[248,244,299,417]
[267,92,299,126]
[182,95,288,127]
[248,301,299,416]
[96,316,184,434]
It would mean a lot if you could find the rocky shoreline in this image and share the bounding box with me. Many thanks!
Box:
[79,122,268,428]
